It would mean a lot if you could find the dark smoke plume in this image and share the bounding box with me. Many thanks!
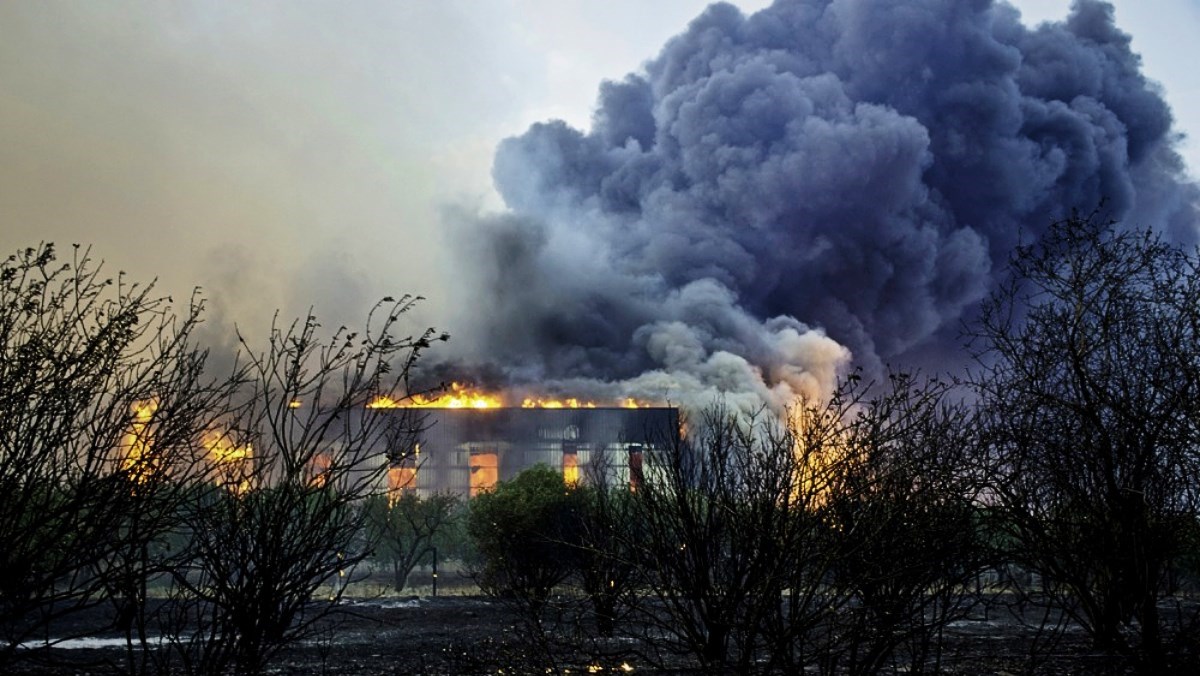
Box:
[440,0,1199,412]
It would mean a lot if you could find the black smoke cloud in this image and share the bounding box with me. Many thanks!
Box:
[440,0,1199,412]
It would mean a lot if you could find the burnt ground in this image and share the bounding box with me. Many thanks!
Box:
[8,594,1166,675]
[260,597,1147,676]
[285,598,1180,675]
[7,566,1190,676]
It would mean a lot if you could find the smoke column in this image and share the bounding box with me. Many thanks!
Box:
[439,0,1199,413]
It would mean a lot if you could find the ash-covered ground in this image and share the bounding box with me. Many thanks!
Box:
[257,596,1137,675]
[10,591,1150,675]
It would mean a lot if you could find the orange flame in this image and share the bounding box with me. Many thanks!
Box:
[387,442,419,506]
[562,448,580,486]
[121,400,158,483]
[469,447,499,496]
[310,452,332,487]
[368,382,503,409]
[366,383,656,410]
[365,396,403,409]
[521,397,596,409]
[203,431,253,494]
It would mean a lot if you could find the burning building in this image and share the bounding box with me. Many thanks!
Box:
[382,405,678,498]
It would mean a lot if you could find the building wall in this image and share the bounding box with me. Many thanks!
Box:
[387,408,678,497]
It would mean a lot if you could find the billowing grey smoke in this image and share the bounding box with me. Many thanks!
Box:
[441,0,1199,412]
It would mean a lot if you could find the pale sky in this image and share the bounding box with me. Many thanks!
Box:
[1,0,1196,344]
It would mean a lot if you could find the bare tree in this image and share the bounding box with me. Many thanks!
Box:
[573,464,643,640]
[155,299,442,676]
[971,211,1200,671]
[0,244,233,669]
[624,406,831,673]
[816,372,987,675]
[760,395,856,674]
[0,243,453,675]
[614,376,985,675]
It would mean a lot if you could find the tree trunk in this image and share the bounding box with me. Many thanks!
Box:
[594,597,615,637]
[703,622,729,666]
[393,561,406,593]
[1137,589,1162,674]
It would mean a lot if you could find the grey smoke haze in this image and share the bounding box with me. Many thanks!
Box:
[443,0,1200,410]
[0,0,785,372]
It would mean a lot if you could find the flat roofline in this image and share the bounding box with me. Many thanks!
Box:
[388,406,678,411]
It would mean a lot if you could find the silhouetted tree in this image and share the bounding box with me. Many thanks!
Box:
[818,372,987,675]
[971,211,1200,672]
[618,377,985,675]
[0,244,234,670]
[573,469,642,640]
[0,243,447,676]
[468,465,584,619]
[159,299,441,676]
[364,491,460,592]
[625,406,832,673]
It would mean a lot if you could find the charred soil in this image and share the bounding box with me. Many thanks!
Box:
[7,595,1183,675]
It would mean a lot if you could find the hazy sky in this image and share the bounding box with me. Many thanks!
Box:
[1,0,1197,346]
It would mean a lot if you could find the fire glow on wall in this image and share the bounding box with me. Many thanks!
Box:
[381,406,678,498]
